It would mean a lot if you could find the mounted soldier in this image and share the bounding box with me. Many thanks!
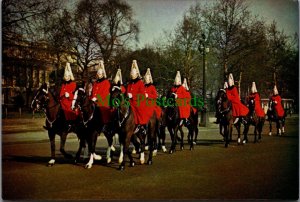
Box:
[144,68,161,119]
[90,60,113,133]
[226,73,249,124]
[59,62,79,131]
[170,71,191,126]
[269,85,285,119]
[248,82,265,118]
[126,60,153,135]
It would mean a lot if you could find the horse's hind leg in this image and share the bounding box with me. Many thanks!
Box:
[188,125,194,150]
[60,132,73,159]
[75,136,86,164]
[159,125,167,152]
[168,126,176,154]
[276,121,281,136]
[119,133,135,170]
[281,118,286,135]
[48,131,56,166]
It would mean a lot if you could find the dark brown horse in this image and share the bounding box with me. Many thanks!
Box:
[165,92,197,153]
[72,86,105,169]
[31,83,84,166]
[247,97,265,143]
[215,89,249,147]
[267,100,286,136]
[110,85,157,170]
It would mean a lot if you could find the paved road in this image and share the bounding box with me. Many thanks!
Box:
[2,115,299,200]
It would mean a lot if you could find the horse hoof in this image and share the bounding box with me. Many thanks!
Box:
[118,165,125,171]
[130,161,135,167]
[147,160,152,165]
[169,150,173,154]
[193,141,197,145]
[85,164,92,169]
[162,146,167,153]
[153,150,157,157]
[107,158,112,164]
[243,140,247,144]
[180,146,184,150]
[190,147,193,151]
[269,132,272,136]
[47,163,54,167]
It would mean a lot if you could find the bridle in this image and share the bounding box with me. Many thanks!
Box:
[31,85,60,128]
[73,88,94,127]
[110,86,130,127]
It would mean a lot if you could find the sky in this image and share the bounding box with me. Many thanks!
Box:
[126,0,299,48]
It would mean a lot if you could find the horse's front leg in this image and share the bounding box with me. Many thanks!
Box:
[60,131,73,159]
[276,121,281,136]
[235,122,242,145]
[168,126,176,154]
[104,131,114,164]
[269,120,272,136]
[188,125,194,151]
[179,126,184,150]
[242,122,249,144]
[85,131,100,169]
[159,125,167,152]
[136,133,146,165]
[48,130,56,166]
[75,135,86,164]
[119,133,135,170]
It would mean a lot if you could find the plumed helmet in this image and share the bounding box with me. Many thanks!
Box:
[174,71,182,85]
[228,73,234,87]
[251,82,258,93]
[97,60,107,79]
[144,68,153,84]
[273,85,278,95]
[113,68,123,85]
[64,62,75,81]
[130,60,141,79]
[182,78,189,91]
[223,81,228,89]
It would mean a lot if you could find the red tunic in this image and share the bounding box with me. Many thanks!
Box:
[171,85,191,119]
[127,79,153,125]
[270,94,285,117]
[226,86,249,117]
[91,79,113,124]
[60,81,78,120]
[145,84,162,119]
[249,92,265,117]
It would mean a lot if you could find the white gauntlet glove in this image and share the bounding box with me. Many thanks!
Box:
[172,93,178,99]
[65,92,70,98]
[128,93,133,98]
[92,97,97,102]
[145,93,148,98]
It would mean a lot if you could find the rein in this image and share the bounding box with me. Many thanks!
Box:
[117,104,130,127]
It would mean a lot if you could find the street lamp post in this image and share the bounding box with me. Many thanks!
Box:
[198,34,209,127]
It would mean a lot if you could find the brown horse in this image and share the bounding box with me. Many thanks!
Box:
[267,99,286,136]
[247,97,265,143]
[110,85,157,170]
[165,92,197,153]
[215,89,249,147]
[31,83,84,166]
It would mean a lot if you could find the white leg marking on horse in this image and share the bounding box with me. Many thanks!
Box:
[86,154,93,169]
[140,152,145,164]
[106,147,111,163]
[282,127,285,133]
[279,128,282,136]
[238,138,241,144]
[93,153,102,160]
[269,132,272,136]
[162,145,167,153]
[145,145,149,151]
[153,149,157,156]
[48,159,55,165]
[111,145,116,152]
[118,144,124,164]
[132,147,137,154]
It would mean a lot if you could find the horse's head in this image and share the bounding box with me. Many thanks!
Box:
[215,89,231,114]
[31,83,49,111]
[110,85,124,108]
[72,86,87,111]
